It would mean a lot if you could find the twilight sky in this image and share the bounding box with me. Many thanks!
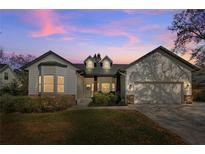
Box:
[0,9,194,64]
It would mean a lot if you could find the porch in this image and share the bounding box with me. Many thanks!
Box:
[77,75,123,98]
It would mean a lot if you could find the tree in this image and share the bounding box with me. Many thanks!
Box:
[0,50,35,95]
[0,50,35,69]
[169,9,205,66]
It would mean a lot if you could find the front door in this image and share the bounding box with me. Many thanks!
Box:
[85,84,93,97]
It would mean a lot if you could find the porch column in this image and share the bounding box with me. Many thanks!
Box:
[38,66,44,96]
[116,74,121,94]
[54,75,57,96]
[94,76,97,92]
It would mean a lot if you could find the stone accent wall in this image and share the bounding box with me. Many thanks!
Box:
[184,95,193,104]
[126,95,134,104]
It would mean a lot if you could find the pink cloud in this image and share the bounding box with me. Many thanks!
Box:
[155,31,176,48]
[104,43,156,64]
[28,10,66,37]
[20,10,139,44]
[79,27,138,45]
[180,52,196,64]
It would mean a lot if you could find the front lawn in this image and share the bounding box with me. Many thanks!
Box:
[0,109,185,144]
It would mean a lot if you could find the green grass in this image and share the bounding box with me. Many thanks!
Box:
[0,109,186,144]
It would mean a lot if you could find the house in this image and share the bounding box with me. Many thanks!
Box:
[193,68,205,86]
[0,64,17,89]
[21,46,199,104]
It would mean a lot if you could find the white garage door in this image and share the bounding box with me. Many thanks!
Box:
[134,82,182,104]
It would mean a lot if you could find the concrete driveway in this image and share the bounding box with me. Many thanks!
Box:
[134,103,205,144]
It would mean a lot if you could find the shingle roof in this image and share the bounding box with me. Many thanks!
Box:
[21,50,79,70]
[74,63,128,76]
[100,55,113,63]
[0,64,9,73]
[126,46,200,71]
[0,64,7,69]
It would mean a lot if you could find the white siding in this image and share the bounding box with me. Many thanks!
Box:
[26,54,78,96]
[126,51,192,97]
[77,74,84,99]
[0,68,16,89]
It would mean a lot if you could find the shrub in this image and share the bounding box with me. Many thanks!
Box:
[91,93,110,106]
[89,92,124,106]
[0,80,22,96]
[0,95,75,113]
[193,86,205,102]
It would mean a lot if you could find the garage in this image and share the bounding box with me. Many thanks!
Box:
[133,82,183,104]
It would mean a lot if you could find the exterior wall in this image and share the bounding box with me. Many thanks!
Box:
[126,51,192,103]
[82,77,117,97]
[84,77,94,97]
[77,74,84,99]
[0,68,16,89]
[85,59,94,69]
[26,54,78,96]
[120,75,125,98]
[102,59,111,69]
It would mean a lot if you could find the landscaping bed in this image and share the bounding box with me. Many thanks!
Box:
[89,92,126,106]
[0,95,75,113]
[0,109,186,144]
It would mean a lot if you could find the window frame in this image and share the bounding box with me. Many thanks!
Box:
[43,75,54,93]
[86,60,94,69]
[57,76,65,93]
[103,60,110,69]
[38,76,41,92]
[101,83,110,93]
[112,83,116,91]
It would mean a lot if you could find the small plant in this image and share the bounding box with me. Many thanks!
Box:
[89,92,125,106]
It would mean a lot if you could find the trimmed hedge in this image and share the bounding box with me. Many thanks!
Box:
[89,92,125,106]
[0,95,75,113]
[193,86,205,102]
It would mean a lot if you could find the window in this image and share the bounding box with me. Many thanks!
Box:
[86,60,94,69]
[39,76,41,92]
[57,76,64,93]
[43,75,54,92]
[97,83,100,91]
[101,83,110,93]
[112,83,115,91]
[4,72,8,80]
[103,60,110,69]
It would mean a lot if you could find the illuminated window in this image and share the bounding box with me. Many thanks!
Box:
[43,75,54,92]
[97,83,100,91]
[86,60,94,69]
[103,61,110,69]
[112,83,115,91]
[39,76,41,92]
[57,76,64,93]
[101,83,110,93]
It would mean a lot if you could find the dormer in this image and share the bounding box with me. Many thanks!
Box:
[100,56,113,69]
[84,55,94,69]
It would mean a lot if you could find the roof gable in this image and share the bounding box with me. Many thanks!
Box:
[84,55,94,64]
[126,46,199,71]
[0,64,9,73]
[100,55,113,64]
[21,51,78,70]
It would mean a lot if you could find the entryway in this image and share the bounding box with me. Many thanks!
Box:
[77,98,91,107]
